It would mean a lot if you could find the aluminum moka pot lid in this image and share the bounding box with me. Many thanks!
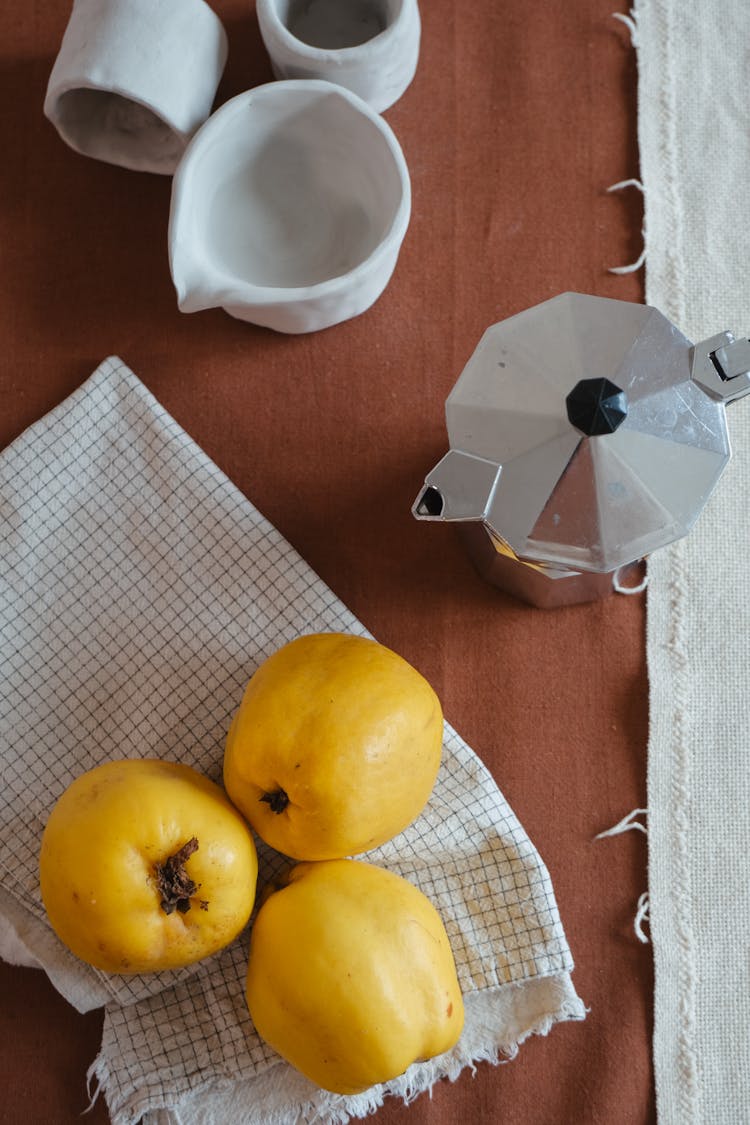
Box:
[414,292,750,575]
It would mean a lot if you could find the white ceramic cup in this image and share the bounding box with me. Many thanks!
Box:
[168,80,412,334]
[44,0,228,175]
[255,0,420,113]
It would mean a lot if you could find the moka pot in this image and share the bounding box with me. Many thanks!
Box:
[412,292,750,608]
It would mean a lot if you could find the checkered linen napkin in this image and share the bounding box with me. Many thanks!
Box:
[0,358,584,1123]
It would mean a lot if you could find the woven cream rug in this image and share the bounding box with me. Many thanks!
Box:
[635,2,750,1121]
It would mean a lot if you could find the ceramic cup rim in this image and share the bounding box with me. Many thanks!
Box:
[256,0,412,62]
[47,79,192,149]
[169,79,412,306]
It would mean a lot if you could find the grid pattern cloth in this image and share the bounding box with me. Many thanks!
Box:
[0,359,584,1122]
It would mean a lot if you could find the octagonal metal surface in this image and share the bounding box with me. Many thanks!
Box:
[430,292,732,573]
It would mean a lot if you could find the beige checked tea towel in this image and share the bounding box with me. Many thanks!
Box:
[0,358,584,1124]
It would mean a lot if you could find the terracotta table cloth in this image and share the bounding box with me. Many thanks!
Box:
[0,1,652,1122]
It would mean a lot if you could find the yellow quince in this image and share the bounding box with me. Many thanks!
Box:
[39,758,258,973]
[245,858,464,1094]
[223,632,443,860]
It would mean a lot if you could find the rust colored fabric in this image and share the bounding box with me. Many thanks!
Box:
[0,2,652,1123]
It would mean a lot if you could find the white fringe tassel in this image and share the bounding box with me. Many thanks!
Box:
[633,891,651,944]
[607,178,644,194]
[595,808,649,839]
[612,9,639,47]
[613,564,649,595]
[609,246,647,275]
[595,812,650,944]
[606,179,646,275]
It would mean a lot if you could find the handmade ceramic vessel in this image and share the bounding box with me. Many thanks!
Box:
[256,0,420,113]
[44,0,228,175]
[413,292,750,607]
[168,80,411,334]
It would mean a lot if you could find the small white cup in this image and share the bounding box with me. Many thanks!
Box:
[168,80,411,334]
[256,0,421,113]
[44,0,228,175]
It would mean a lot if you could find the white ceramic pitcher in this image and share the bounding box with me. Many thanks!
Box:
[168,80,411,334]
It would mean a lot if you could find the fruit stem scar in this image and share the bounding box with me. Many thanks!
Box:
[260,788,290,814]
[155,836,204,915]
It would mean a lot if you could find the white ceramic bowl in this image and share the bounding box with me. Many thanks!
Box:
[256,0,421,113]
[168,80,412,334]
[44,0,228,175]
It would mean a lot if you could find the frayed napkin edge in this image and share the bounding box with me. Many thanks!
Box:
[0,886,111,1010]
[90,971,586,1125]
